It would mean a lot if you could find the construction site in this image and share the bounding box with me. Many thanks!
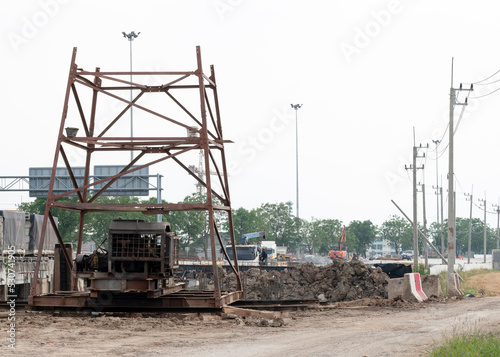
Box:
[2,44,500,357]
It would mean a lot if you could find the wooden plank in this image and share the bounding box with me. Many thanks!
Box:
[336,306,380,311]
[222,306,280,319]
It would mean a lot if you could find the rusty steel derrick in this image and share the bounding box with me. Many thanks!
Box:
[29,46,242,308]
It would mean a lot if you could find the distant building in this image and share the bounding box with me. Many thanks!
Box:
[368,237,396,258]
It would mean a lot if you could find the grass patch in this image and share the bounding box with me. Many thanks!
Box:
[438,269,499,296]
[429,331,500,356]
[414,263,430,276]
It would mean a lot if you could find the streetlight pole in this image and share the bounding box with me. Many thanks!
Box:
[123,31,140,161]
[291,104,302,218]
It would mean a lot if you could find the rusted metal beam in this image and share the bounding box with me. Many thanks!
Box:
[165,148,226,203]
[78,70,195,76]
[60,147,84,202]
[74,77,198,132]
[88,152,144,202]
[100,85,214,90]
[97,91,145,138]
[52,146,193,199]
[31,47,78,299]
[204,88,222,139]
[48,211,72,270]
[71,83,90,136]
[52,202,212,213]
[164,90,218,141]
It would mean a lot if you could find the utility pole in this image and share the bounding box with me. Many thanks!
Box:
[433,178,445,263]
[440,183,445,257]
[432,139,440,231]
[421,183,429,268]
[405,136,427,271]
[447,58,473,294]
[494,200,500,250]
[465,187,473,264]
[291,104,302,218]
[479,195,487,263]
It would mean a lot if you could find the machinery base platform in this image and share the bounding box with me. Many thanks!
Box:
[29,290,243,311]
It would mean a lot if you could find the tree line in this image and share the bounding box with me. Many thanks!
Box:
[18,195,499,257]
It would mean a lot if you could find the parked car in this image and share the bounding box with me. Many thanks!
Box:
[401,250,414,260]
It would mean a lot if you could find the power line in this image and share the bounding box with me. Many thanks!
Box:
[475,202,497,215]
[472,77,500,86]
[429,102,469,160]
[434,124,449,151]
[467,69,500,84]
[468,86,500,99]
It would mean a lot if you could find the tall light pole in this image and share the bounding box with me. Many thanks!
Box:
[291,104,302,218]
[123,31,140,161]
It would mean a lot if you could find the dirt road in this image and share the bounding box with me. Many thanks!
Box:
[3,296,500,357]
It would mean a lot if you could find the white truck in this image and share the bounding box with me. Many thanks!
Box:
[261,241,277,259]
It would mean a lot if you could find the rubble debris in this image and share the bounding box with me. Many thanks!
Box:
[220,259,389,302]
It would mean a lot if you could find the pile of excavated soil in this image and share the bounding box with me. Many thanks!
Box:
[219,259,389,302]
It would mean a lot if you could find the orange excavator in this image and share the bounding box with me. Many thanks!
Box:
[328,225,347,259]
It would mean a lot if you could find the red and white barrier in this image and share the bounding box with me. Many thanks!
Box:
[406,273,428,302]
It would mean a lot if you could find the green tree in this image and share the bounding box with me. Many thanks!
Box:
[299,220,314,254]
[308,218,343,254]
[256,202,299,248]
[232,207,260,242]
[348,220,378,257]
[167,193,208,257]
[379,215,412,255]
[429,217,496,257]
[428,221,445,253]
[455,217,493,256]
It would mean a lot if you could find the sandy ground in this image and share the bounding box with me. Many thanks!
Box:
[1,297,499,356]
[3,274,500,357]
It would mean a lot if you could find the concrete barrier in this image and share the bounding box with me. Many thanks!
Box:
[388,274,441,302]
[421,274,442,298]
[407,273,427,302]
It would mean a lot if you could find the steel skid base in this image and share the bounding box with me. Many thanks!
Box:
[29,290,243,311]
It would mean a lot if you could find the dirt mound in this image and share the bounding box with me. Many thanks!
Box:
[221,259,389,302]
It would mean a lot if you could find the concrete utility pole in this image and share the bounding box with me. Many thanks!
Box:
[405,137,427,270]
[478,192,486,263]
[432,139,440,230]
[495,200,500,249]
[433,180,445,263]
[123,31,140,161]
[447,83,456,294]
[422,183,429,268]
[440,185,445,257]
[479,196,487,263]
[447,58,473,294]
[465,187,473,264]
[291,104,302,218]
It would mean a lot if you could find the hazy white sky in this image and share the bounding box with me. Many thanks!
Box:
[2,0,500,227]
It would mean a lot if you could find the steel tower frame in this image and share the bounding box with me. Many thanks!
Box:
[29,46,242,307]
